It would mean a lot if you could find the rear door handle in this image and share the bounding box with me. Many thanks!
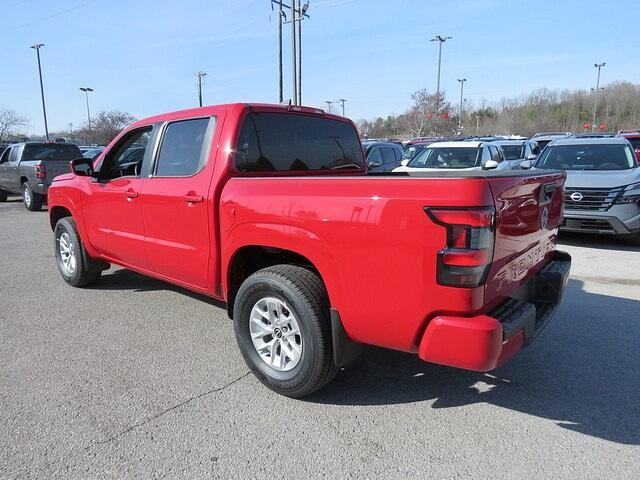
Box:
[183,194,204,204]
[126,190,139,199]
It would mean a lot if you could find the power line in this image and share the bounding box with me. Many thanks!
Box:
[10,0,99,31]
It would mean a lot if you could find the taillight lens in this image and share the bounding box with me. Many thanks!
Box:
[35,164,46,179]
[425,207,496,288]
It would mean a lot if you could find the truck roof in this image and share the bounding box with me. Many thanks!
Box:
[131,103,350,128]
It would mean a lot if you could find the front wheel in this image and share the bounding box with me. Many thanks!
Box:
[54,217,103,287]
[0,190,8,202]
[22,182,44,211]
[233,265,338,398]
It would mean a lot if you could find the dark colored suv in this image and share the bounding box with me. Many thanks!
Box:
[362,141,404,172]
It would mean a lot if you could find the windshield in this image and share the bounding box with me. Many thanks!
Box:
[500,144,524,160]
[408,146,480,169]
[403,144,427,159]
[23,144,81,161]
[535,144,635,171]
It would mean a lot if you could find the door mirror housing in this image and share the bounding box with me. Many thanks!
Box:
[520,160,532,170]
[367,159,382,168]
[400,159,410,167]
[483,159,499,170]
[70,157,95,177]
[526,153,537,161]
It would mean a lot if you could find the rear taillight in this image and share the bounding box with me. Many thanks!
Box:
[425,207,496,288]
[35,164,46,179]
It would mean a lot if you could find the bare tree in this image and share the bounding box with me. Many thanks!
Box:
[0,108,28,143]
[76,110,136,145]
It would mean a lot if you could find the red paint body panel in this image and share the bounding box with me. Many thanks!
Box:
[47,102,568,371]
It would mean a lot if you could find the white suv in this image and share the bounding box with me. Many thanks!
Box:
[393,141,511,172]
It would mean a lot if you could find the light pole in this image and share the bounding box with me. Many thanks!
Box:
[195,72,206,107]
[338,98,347,117]
[79,87,94,129]
[325,100,333,113]
[457,78,466,134]
[475,114,480,135]
[430,35,452,114]
[30,43,49,141]
[591,62,605,132]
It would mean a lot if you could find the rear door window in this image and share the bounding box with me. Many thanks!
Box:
[381,147,396,166]
[154,118,211,177]
[236,112,364,172]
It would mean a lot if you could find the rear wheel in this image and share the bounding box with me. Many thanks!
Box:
[54,217,103,287]
[0,190,7,202]
[233,265,338,398]
[22,182,43,211]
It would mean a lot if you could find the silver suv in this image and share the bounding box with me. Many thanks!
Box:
[526,137,640,244]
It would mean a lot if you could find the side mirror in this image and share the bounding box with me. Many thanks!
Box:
[520,160,532,170]
[483,159,499,170]
[526,153,537,161]
[400,159,410,167]
[70,157,94,177]
[368,159,382,168]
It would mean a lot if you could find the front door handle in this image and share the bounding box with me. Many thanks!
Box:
[183,194,204,204]
[126,190,139,199]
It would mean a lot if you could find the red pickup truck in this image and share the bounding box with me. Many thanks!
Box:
[48,103,571,397]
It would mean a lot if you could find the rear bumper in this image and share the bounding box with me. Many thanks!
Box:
[418,250,571,371]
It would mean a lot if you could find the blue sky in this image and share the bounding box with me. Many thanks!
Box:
[2,0,638,135]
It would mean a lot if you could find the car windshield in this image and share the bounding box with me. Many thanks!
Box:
[500,144,524,160]
[408,146,480,169]
[23,144,81,161]
[403,144,428,159]
[535,144,635,170]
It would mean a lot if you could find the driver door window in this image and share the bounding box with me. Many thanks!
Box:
[101,128,151,180]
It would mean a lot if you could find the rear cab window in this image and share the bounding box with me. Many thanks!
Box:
[236,112,364,172]
[23,144,81,161]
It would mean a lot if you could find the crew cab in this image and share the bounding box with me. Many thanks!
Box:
[48,103,571,397]
[0,141,82,210]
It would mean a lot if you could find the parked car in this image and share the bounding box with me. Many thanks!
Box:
[362,140,404,172]
[531,132,571,150]
[523,137,640,244]
[82,146,105,160]
[494,139,540,169]
[402,138,441,160]
[393,141,510,172]
[618,129,640,165]
[0,141,82,210]
[48,103,570,397]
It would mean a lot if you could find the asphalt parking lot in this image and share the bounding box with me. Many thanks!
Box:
[1,197,639,479]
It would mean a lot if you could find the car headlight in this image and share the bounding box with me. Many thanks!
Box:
[614,182,640,205]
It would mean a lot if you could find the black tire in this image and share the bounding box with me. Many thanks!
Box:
[0,190,7,202]
[22,182,44,211]
[233,265,338,398]
[54,217,103,287]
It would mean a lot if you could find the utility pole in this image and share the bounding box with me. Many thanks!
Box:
[30,43,49,141]
[457,78,466,134]
[325,100,333,113]
[591,62,605,132]
[430,35,452,114]
[278,3,284,102]
[338,98,347,117]
[79,87,94,129]
[475,114,480,135]
[195,72,207,107]
[273,1,309,105]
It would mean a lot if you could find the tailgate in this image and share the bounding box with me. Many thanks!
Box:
[484,171,566,309]
[42,160,72,185]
